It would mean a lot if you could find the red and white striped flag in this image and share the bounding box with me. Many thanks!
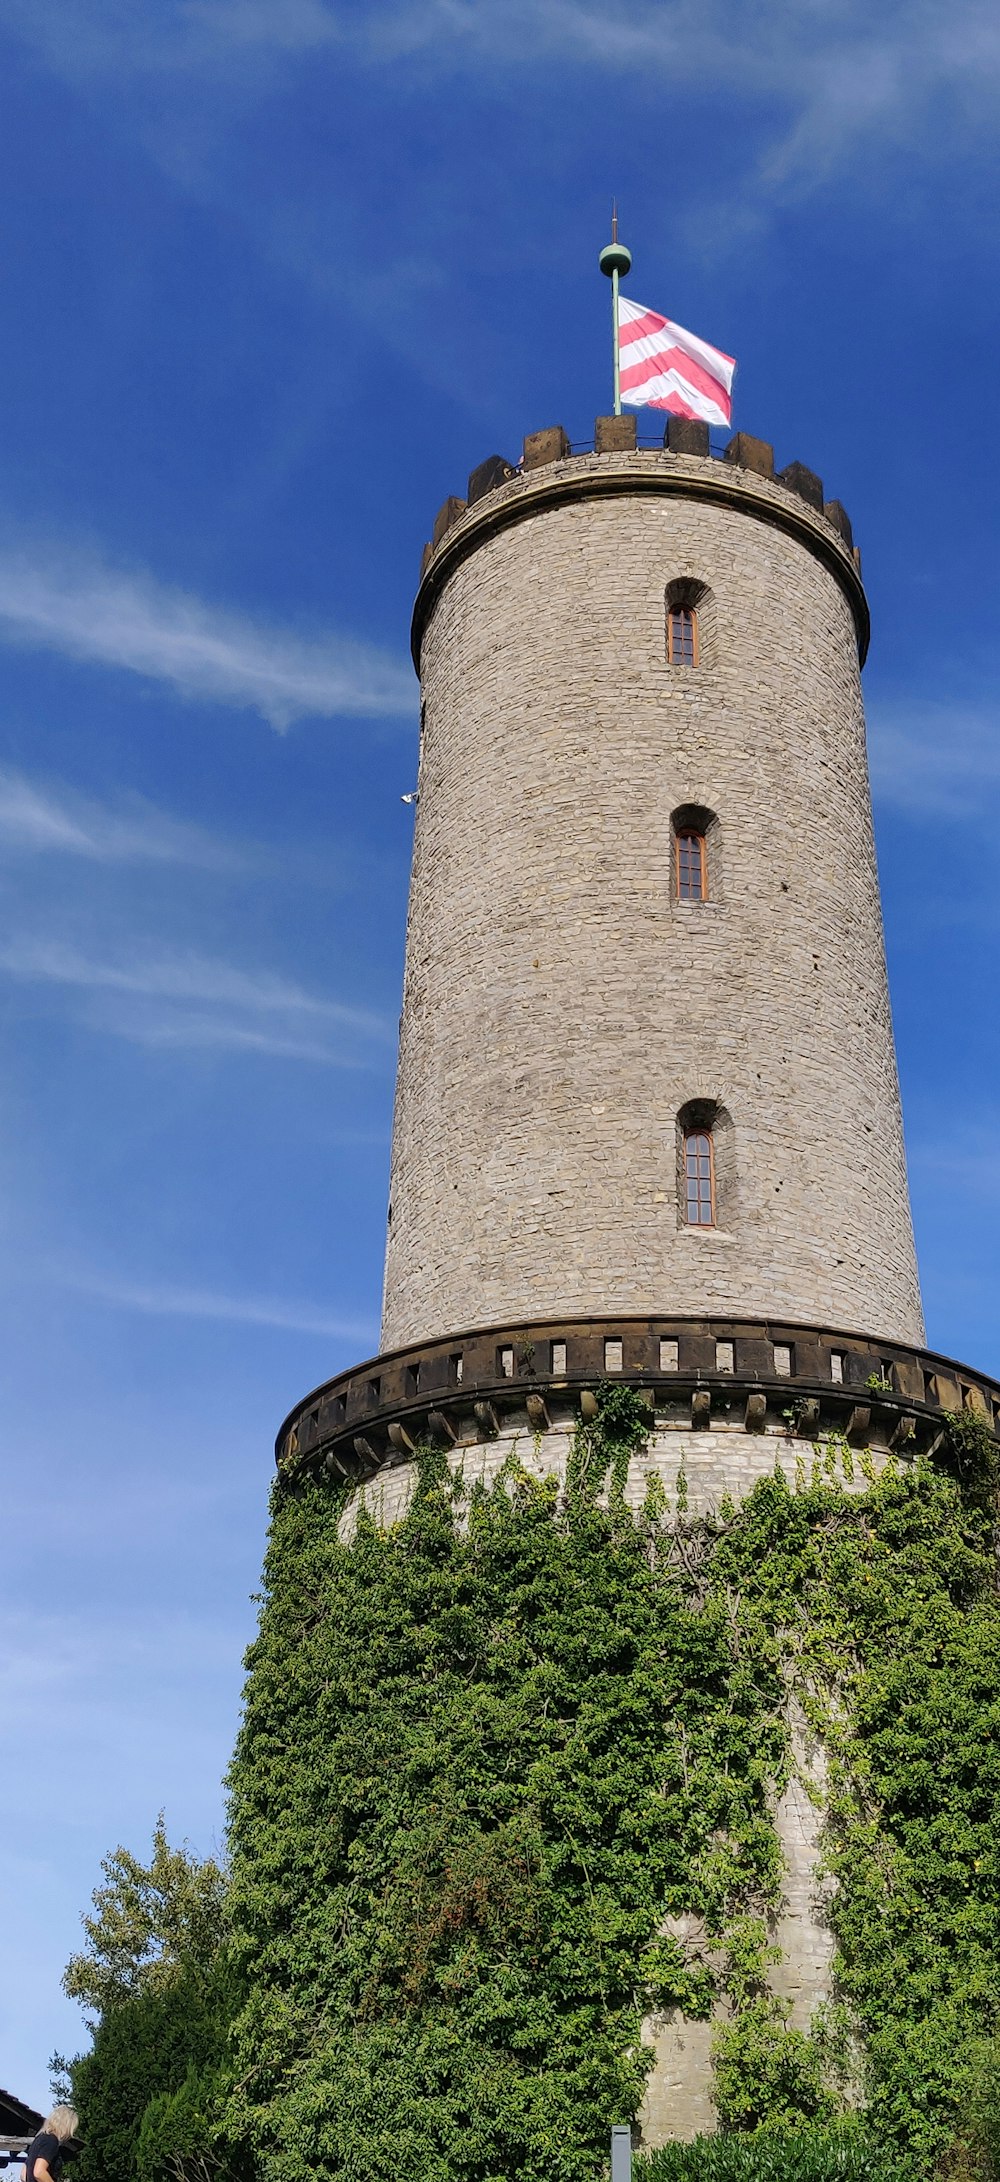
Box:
[618,295,736,427]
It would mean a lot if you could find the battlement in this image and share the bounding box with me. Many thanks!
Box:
[413,420,867,666]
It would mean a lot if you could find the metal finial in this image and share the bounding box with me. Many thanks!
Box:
[597,207,632,415]
[598,208,631,283]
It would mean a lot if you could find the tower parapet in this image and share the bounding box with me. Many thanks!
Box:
[418,417,862,623]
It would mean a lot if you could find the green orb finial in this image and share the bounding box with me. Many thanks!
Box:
[599,241,632,279]
[599,201,631,280]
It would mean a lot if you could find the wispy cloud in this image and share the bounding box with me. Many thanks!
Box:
[0,935,392,1063]
[366,0,1000,192]
[53,1264,378,1340]
[9,0,1000,190]
[0,540,415,729]
[185,0,342,56]
[868,699,1000,822]
[0,0,340,75]
[0,935,384,1026]
[0,767,258,869]
[0,0,343,74]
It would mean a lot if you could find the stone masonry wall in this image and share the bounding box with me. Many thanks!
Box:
[381,452,923,1352]
[338,1414,883,1539]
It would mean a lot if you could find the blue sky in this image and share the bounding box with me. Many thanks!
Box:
[0,0,998,2109]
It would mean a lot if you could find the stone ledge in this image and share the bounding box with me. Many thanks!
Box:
[275,1314,999,1484]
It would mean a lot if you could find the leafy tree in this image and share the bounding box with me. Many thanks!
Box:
[63,1821,244,2182]
[137,2061,229,2182]
[70,1958,238,2182]
[64,1816,227,2018]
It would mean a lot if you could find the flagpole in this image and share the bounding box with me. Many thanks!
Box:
[598,204,632,418]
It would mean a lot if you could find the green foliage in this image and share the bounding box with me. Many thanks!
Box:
[935,1408,1000,1509]
[712,2000,839,2132]
[63,1815,227,2018]
[64,1822,245,2182]
[217,1391,1000,2178]
[639,2120,905,2182]
[798,1464,1000,2175]
[967,2032,1000,2182]
[69,1957,240,2182]
[136,2058,239,2182]
[226,1395,794,2181]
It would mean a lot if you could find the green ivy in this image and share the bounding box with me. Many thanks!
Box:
[225,1391,1000,2182]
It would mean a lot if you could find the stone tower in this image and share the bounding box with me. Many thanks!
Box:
[277,415,1000,2143]
[382,422,921,1354]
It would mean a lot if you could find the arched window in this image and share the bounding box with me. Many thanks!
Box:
[665,579,712,669]
[667,602,699,666]
[684,1128,715,1226]
[671,805,717,903]
[676,827,707,901]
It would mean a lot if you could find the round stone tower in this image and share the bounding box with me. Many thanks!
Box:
[382,422,922,1355]
[275,414,1000,2149]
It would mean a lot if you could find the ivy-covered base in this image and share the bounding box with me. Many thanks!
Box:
[226,1391,1000,2182]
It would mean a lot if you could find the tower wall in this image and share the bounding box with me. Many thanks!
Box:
[382,451,923,1354]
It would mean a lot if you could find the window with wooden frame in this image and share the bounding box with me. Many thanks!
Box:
[667,602,699,666]
[676,827,707,901]
[684,1128,715,1227]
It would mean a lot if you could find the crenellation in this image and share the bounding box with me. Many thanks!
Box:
[522,423,571,468]
[595,412,638,452]
[666,415,710,457]
[431,492,466,545]
[724,429,775,476]
[824,497,854,548]
[467,452,517,502]
[421,433,856,583]
[778,457,825,509]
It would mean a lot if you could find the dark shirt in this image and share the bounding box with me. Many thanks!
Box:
[26,2135,64,2181]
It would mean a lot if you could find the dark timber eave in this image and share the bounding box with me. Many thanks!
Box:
[275,1312,997,1487]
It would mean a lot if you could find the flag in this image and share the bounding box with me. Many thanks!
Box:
[618,295,736,427]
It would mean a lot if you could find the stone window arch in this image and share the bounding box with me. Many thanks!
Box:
[677,1098,735,1230]
[665,577,715,670]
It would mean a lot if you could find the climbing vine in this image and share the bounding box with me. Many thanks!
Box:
[224,1390,1000,2182]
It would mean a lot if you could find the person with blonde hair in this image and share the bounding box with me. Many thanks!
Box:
[24,2106,78,2180]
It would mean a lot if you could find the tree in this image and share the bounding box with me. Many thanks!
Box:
[64,1815,227,2020]
[63,1820,245,2182]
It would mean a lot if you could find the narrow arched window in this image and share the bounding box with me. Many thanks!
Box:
[667,602,699,666]
[684,1129,715,1226]
[676,828,707,901]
